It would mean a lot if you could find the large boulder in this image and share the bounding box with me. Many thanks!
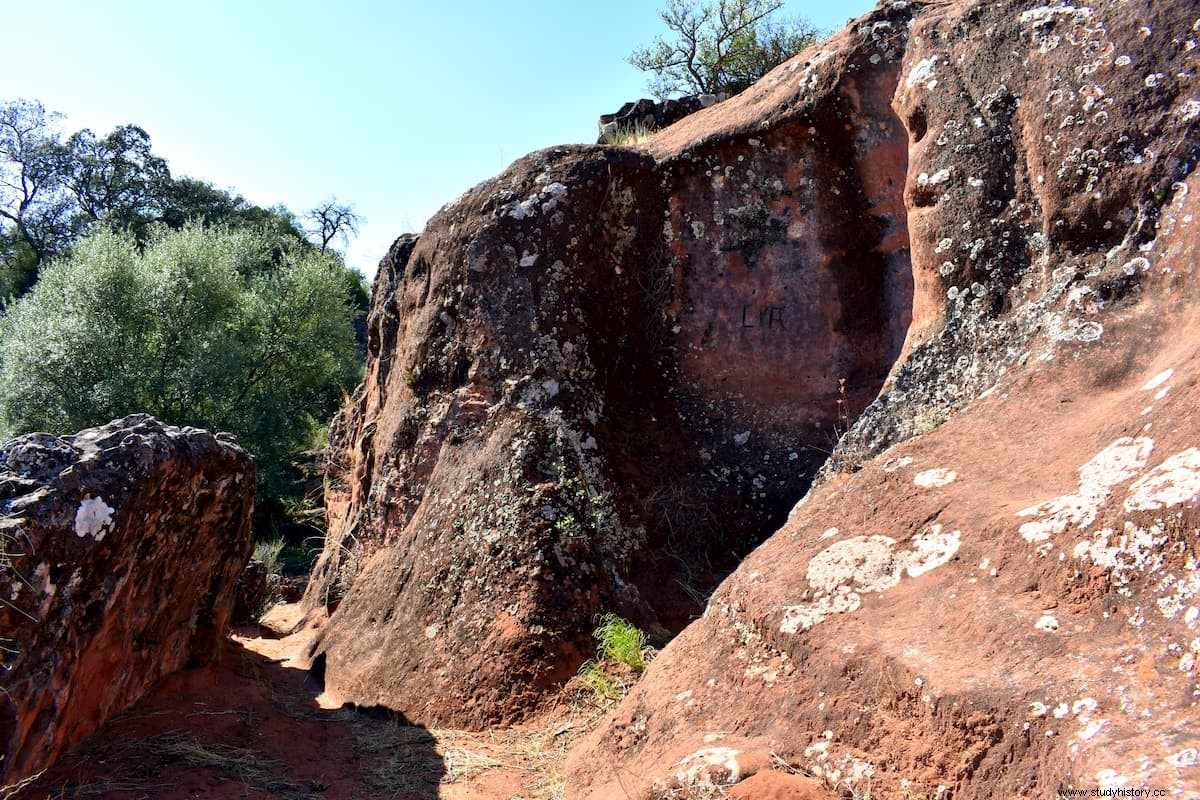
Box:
[0,415,255,787]
[302,0,915,726]
[567,0,1200,797]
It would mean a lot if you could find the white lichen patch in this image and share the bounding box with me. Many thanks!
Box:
[1077,717,1107,741]
[1019,3,1095,51]
[780,527,961,633]
[1044,313,1104,345]
[1017,437,1154,543]
[802,743,875,791]
[74,496,114,540]
[906,56,938,88]
[1123,448,1200,511]
[883,456,914,472]
[807,536,901,594]
[505,181,568,220]
[33,562,56,614]
[1035,614,1060,632]
[1073,522,1163,588]
[1166,748,1199,768]
[905,525,962,577]
[672,747,741,785]
[918,168,952,187]
[914,468,957,488]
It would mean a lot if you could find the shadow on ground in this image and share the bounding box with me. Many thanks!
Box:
[22,634,444,800]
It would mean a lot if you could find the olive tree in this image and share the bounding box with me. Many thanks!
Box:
[0,223,362,501]
[629,0,820,98]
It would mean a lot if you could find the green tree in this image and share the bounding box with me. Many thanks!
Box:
[629,0,820,98]
[65,124,171,241]
[0,224,362,503]
[0,99,73,293]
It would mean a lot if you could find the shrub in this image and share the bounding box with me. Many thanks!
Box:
[599,121,657,147]
[574,613,651,705]
[577,659,623,702]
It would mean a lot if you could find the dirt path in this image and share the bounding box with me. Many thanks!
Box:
[21,604,606,800]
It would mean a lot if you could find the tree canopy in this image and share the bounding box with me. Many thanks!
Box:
[0,97,354,302]
[629,0,821,98]
[0,224,362,502]
[0,97,371,534]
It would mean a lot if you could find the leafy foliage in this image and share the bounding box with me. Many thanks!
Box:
[0,99,73,293]
[65,124,170,241]
[0,98,363,305]
[629,0,820,98]
[252,537,287,576]
[0,224,362,502]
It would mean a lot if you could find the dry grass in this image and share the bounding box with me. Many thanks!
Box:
[425,690,612,800]
[340,714,443,796]
[35,730,320,800]
[599,121,658,147]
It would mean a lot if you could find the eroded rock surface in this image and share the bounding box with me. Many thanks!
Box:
[568,0,1200,797]
[0,415,254,786]
[303,2,913,729]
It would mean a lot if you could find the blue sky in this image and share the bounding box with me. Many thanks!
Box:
[4,0,874,276]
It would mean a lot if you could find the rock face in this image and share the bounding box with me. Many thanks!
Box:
[567,0,1200,798]
[304,9,912,726]
[0,415,255,786]
[308,0,1200,790]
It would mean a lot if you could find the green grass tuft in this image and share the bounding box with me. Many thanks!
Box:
[576,658,622,703]
[593,613,647,673]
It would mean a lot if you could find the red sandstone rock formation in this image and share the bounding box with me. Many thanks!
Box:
[305,0,1199,791]
[0,415,255,787]
[302,2,913,727]
[566,0,1200,797]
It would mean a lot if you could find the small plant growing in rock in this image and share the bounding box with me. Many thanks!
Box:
[599,121,657,147]
[594,612,647,672]
[826,377,865,473]
[577,659,623,703]
[553,471,607,541]
[575,613,652,706]
[0,524,34,671]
